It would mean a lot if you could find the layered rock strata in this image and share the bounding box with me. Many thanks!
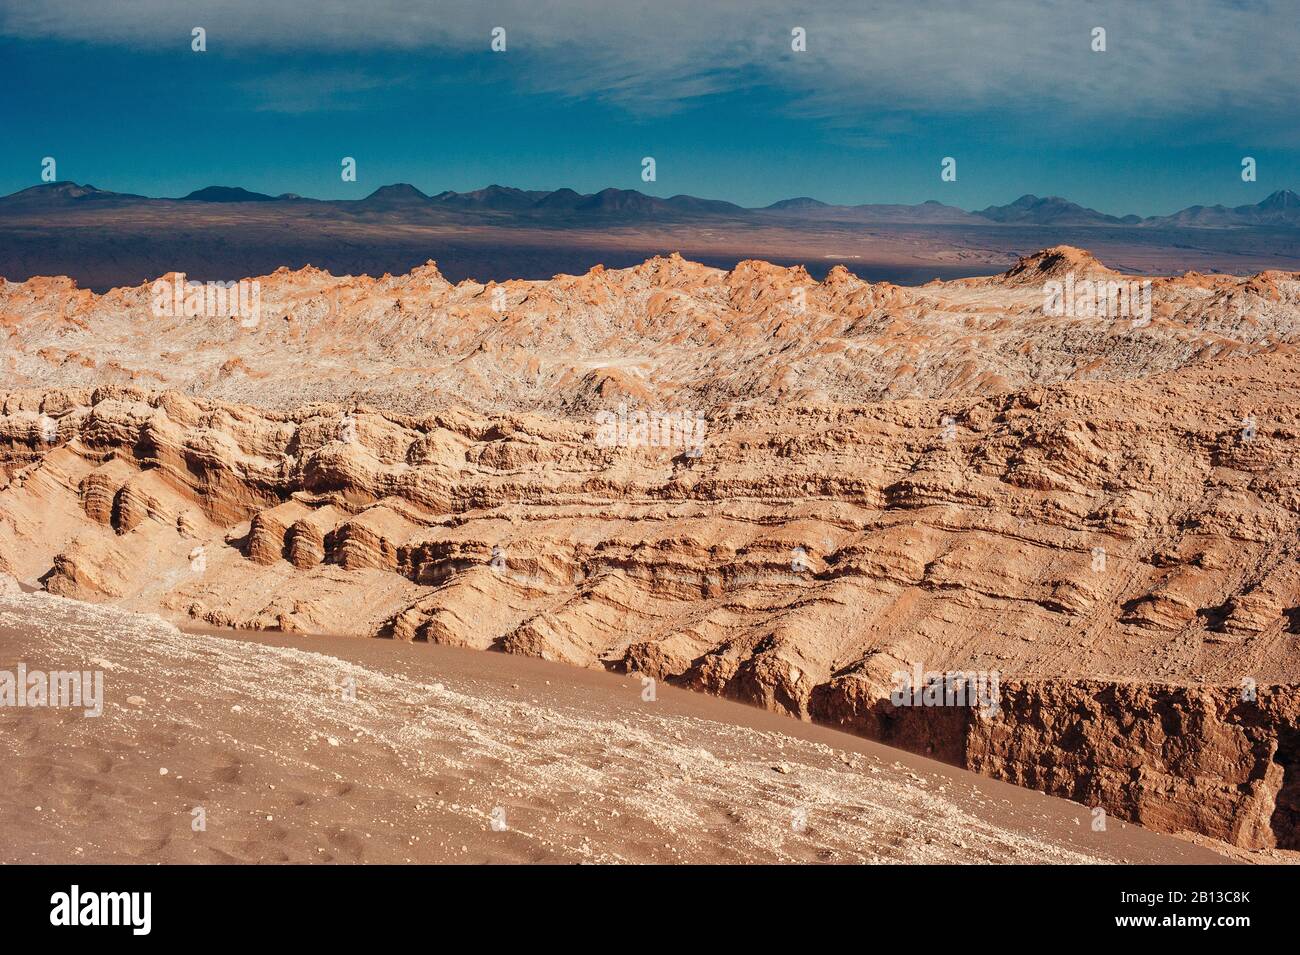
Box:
[1,249,1298,848]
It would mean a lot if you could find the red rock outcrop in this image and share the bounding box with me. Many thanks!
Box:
[814,678,1300,849]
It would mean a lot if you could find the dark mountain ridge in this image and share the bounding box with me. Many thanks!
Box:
[5,181,1295,228]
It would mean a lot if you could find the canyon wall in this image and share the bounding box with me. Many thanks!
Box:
[814,677,1300,849]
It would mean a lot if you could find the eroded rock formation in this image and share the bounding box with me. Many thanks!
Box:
[1,249,1298,848]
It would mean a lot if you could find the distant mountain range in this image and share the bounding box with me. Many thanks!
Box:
[5,179,1300,294]
[4,181,1298,229]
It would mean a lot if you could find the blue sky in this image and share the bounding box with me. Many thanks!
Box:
[1,0,1296,216]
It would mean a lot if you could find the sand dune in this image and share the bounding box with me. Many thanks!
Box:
[0,586,1236,864]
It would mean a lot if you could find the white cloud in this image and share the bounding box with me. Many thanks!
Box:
[2,0,1295,129]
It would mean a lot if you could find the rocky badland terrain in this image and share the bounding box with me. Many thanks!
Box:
[1,246,1298,852]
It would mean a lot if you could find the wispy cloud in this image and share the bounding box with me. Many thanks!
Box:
[235,68,396,113]
[3,0,1296,135]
